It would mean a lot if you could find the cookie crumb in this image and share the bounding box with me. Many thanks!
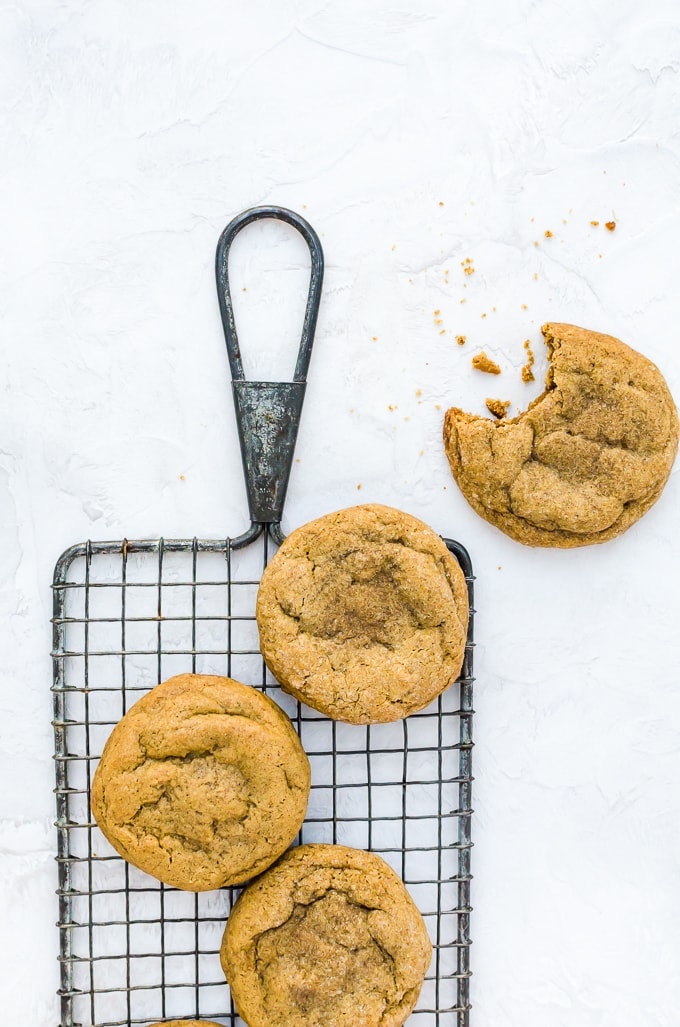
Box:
[440,329,446,334]
[605,220,616,231]
[472,352,502,375]
[485,398,511,419]
[521,339,535,382]
[434,309,441,316]
[372,336,378,341]
[590,220,599,226]
[456,335,467,346]
[356,483,362,490]
[544,230,553,238]
[179,474,186,481]
[415,389,422,396]
[439,200,445,206]
[532,272,538,281]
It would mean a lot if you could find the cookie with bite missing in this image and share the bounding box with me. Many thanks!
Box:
[444,322,678,546]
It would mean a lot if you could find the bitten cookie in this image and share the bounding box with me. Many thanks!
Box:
[91,674,310,891]
[221,843,432,1027]
[444,323,679,547]
[256,504,469,723]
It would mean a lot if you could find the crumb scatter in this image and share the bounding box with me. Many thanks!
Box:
[472,352,501,375]
[485,398,511,419]
[521,339,535,383]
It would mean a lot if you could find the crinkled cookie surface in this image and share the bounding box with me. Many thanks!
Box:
[256,504,469,723]
[221,843,432,1027]
[444,323,678,547]
[91,674,310,891]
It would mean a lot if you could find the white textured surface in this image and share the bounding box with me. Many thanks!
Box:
[2,0,680,1023]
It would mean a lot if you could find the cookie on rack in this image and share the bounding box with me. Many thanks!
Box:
[148,1022,224,1026]
[256,503,469,724]
[443,322,679,546]
[220,843,432,1027]
[91,674,310,891]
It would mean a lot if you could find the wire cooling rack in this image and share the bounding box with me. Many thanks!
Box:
[52,530,474,1027]
[52,205,475,1026]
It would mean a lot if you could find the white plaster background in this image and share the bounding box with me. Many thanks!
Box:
[2,0,680,1023]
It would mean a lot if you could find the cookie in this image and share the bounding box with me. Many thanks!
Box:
[256,504,469,723]
[220,843,432,1027]
[91,674,310,891]
[148,1022,223,1026]
[444,323,679,547]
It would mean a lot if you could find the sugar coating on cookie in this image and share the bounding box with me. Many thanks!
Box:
[444,322,679,547]
[256,504,469,724]
[221,843,432,1027]
[91,674,310,891]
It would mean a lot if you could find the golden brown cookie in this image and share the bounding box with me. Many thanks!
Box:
[148,1022,224,1026]
[91,674,310,890]
[221,843,432,1027]
[444,323,679,547]
[256,504,469,724]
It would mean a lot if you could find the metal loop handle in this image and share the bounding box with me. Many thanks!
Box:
[215,205,324,383]
[215,207,324,529]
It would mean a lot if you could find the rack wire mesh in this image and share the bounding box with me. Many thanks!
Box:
[52,529,474,1027]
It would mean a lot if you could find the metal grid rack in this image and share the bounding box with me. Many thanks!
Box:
[52,530,474,1027]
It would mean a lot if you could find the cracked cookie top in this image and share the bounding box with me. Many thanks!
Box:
[91,674,310,891]
[444,323,679,547]
[255,504,469,724]
[221,843,432,1027]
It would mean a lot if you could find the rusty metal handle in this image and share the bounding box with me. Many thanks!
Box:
[215,206,324,534]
